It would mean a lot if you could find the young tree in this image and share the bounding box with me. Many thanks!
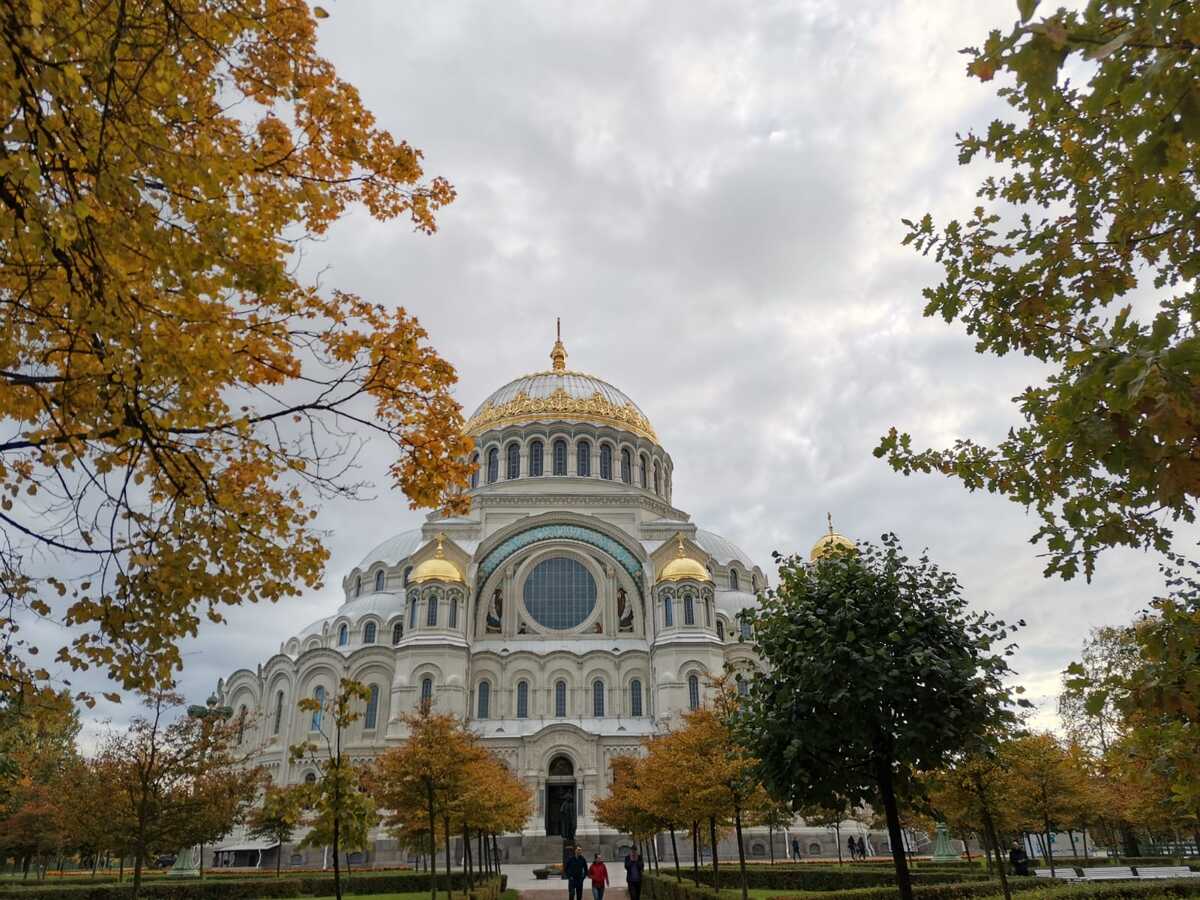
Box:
[797,800,853,866]
[0,0,471,704]
[739,535,1026,900]
[1059,627,1138,754]
[246,785,306,877]
[878,0,1200,582]
[1001,733,1085,877]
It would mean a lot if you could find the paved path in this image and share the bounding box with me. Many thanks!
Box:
[504,863,630,900]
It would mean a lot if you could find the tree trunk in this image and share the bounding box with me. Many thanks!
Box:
[976,793,1010,900]
[669,826,681,880]
[1043,817,1056,878]
[835,821,843,865]
[1081,825,1088,861]
[277,841,283,878]
[691,822,699,880]
[874,754,913,900]
[118,857,123,884]
[492,833,500,875]
[426,784,438,900]
[443,817,452,900]
[1067,830,1078,860]
[199,843,205,879]
[768,823,775,865]
[463,825,473,887]
[709,816,720,890]
[734,807,749,900]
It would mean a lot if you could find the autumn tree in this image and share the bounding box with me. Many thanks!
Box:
[878,0,1200,582]
[640,738,704,878]
[450,753,531,886]
[246,785,306,878]
[739,535,1026,900]
[0,0,471,704]
[1001,733,1085,876]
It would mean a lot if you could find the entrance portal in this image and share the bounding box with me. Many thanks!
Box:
[545,755,577,838]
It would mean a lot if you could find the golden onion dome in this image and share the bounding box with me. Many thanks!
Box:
[409,534,464,585]
[658,534,713,584]
[463,322,658,442]
[810,514,856,561]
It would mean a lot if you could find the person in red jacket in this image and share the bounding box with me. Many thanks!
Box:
[588,853,610,900]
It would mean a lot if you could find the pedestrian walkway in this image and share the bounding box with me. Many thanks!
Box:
[504,863,630,900]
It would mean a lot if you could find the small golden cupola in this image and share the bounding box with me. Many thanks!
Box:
[409,533,464,584]
[657,534,713,584]
[810,514,856,561]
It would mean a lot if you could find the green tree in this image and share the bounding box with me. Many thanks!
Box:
[1059,626,1138,754]
[246,785,305,877]
[876,0,1200,582]
[739,535,1026,900]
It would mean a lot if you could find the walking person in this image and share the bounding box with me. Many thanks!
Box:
[588,853,609,900]
[791,837,801,861]
[624,847,645,900]
[566,846,588,900]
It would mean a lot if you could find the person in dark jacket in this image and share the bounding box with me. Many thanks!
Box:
[565,847,588,900]
[624,848,645,900]
[791,838,801,861]
[1009,841,1031,876]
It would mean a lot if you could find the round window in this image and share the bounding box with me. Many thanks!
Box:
[523,557,597,630]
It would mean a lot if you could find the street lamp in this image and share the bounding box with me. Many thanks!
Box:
[167,694,233,878]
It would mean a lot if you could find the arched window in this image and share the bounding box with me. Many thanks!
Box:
[600,444,613,480]
[516,680,529,719]
[576,440,591,477]
[365,684,380,729]
[620,448,632,484]
[639,453,648,488]
[236,705,247,744]
[420,677,433,705]
[683,594,695,626]
[506,442,520,480]
[408,598,418,629]
[592,680,605,717]
[354,576,362,598]
[688,674,700,711]
[305,772,317,785]
[375,570,385,592]
[630,679,643,717]
[311,686,325,731]
[337,623,349,646]
[716,620,725,641]
[403,566,412,587]
[426,593,438,627]
[553,439,567,475]
[736,674,750,697]
[363,622,376,644]
[730,569,739,591]
[653,460,661,495]
[392,622,403,645]
[486,447,499,483]
[477,682,490,719]
[554,680,567,717]
[740,619,752,641]
[469,453,479,489]
[273,690,284,735]
[449,596,458,629]
[663,595,674,627]
[529,440,544,476]
[704,598,712,627]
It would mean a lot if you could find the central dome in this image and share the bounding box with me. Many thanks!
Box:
[463,331,657,441]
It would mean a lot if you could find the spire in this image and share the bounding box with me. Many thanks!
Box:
[827,511,835,537]
[434,532,446,558]
[550,317,567,372]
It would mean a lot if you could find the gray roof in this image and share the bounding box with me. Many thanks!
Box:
[355,528,424,571]
[297,590,407,639]
[694,528,756,569]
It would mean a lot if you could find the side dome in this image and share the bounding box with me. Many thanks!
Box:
[463,332,657,442]
[658,535,712,583]
[810,515,856,561]
[410,534,464,584]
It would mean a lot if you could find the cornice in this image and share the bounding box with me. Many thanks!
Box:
[473,492,688,520]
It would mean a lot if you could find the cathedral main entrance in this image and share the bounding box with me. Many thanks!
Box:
[545,755,577,838]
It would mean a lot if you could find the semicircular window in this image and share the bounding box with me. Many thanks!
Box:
[523,557,597,630]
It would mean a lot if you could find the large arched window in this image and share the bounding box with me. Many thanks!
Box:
[363,622,377,644]
[337,623,349,646]
[600,444,613,480]
[365,684,380,729]
[477,681,490,719]
[639,453,648,489]
[730,569,739,591]
[554,680,567,717]
[653,460,661,495]
[516,680,529,719]
[273,690,284,735]
[392,622,403,645]
[523,557,597,630]
[620,448,632,484]
[420,677,433,705]
[469,453,479,489]
[592,679,605,717]
[553,439,567,476]
[683,594,695,626]
[408,598,418,629]
[576,440,591,477]
[529,440,544,477]
[486,447,499,484]
[630,679,643,717]
[236,705,247,745]
[426,593,438,627]
[506,442,520,480]
[310,686,325,731]
[449,596,458,629]
[688,674,700,711]
[375,570,385,592]
[662,595,674,627]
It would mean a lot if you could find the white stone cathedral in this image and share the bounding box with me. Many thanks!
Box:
[217,335,879,867]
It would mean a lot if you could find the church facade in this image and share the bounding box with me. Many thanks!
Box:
[218,336,878,865]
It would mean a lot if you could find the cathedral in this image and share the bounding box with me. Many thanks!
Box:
[216,333,877,867]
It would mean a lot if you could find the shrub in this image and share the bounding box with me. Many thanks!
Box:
[683,867,990,891]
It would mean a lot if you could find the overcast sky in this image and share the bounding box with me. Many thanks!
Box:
[71,0,1178,739]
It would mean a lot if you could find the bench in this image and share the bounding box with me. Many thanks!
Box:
[1079,867,1137,880]
[1035,869,1077,880]
[1134,867,1200,879]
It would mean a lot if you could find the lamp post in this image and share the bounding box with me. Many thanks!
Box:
[167,694,233,878]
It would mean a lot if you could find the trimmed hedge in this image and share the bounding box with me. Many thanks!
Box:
[682,867,990,891]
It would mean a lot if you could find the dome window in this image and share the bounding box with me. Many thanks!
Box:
[523,557,597,630]
[553,439,567,476]
[630,679,643,717]
[716,620,725,641]
[653,460,661,495]
[273,690,284,735]
[449,596,458,629]
[310,686,325,731]
[392,622,403,645]
[592,679,605,717]
[364,684,380,730]
[729,569,739,591]
[599,443,613,480]
[662,595,674,627]
[620,449,632,484]
[516,680,529,718]
[408,600,418,629]
[363,622,376,644]
[529,440,544,476]
[687,674,700,711]
[477,681,490,719]
[420,677,433,705]
[506,442,520,480]
[639,453,648,489]
[354,576,361,598]
[486,447,499,484]
[577,440,591,477]
[554,680,567,717]
[374,570,385,592]
[337,623,349,646]
[426,594,438,627]
[683,594,695,626]
[469,453,479,489]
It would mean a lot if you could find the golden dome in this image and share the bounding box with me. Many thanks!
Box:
[810,514,856,561]
[409,534,464,584]
[658,534,713,583]
[463,325,658,442]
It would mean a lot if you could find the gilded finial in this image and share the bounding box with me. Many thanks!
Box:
[827,512,834,536]
[550,317,567,372]
[434,532,446,558]
[676,534,686,557]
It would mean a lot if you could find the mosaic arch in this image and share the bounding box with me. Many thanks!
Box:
[475,523,645,601]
